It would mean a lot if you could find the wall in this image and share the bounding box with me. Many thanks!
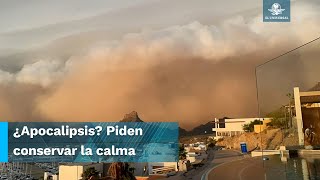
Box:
[59,165,83,180]
[148,162,177,174]
[83,163,104,177]
[186,155,196,163]
[254,119,272,133]
[213,118,268,135]
[59,163,105,180]
[131,162,149,177]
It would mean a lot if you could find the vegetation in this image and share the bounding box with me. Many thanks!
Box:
[265,92,296,129]
[286,93,294,128]
[267,118,287,128]
[82,167,100,180]
[266,106,287,129]
[242,120,262,132]
[108,162,136,180]
[207,137,216,148]
[179,144,187,160]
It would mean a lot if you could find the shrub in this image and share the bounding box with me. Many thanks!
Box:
[242,120,262,132]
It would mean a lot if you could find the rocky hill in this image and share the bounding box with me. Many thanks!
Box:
[120,111,144,122]
[119,111,232,137]
[181,117,231,136]
[187,122,215,136]
[179,127,188,137]
[120,111,188,136]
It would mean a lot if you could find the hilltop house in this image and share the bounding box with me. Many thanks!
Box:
[212,118,270,140]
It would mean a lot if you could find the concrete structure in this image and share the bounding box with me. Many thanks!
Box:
[293,83,320,146]
[185,142,207,151]
[251,150,281,157]
[132,160,190,178]
[254,119,272,133]
[185,148,207,164]
[58,163,107,180]
[135,177,149,180]
[148,162,177,176]
[185,149,198,163]
[130,162,149,177]
[44,172,59,180]
[212,118,269,140]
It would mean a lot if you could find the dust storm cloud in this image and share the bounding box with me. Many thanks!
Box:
[0,2,319,129]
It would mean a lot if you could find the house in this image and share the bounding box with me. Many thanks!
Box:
[185,149,201,163]
[212,118,269,140]
[58,163,109,180]
[148,162,177,177]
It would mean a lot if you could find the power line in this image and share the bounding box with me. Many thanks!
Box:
[257,36,320,68]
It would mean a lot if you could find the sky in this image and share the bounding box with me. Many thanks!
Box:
[0,0,262,50]
[0,0,319,129]
[0,0,148,33]
[0,0,263,31]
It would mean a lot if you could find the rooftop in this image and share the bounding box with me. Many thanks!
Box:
[300,82,320,104]
[309,82,320,91]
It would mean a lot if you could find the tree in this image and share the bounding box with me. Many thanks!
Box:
[266,105,288,129]
[242,120,262,132]
[286,93,294,128]
[179,144,187,160]
[207,138,216,148]
[108,162,136,180]
[82,167,99,180]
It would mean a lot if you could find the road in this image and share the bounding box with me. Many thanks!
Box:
[168,149,285,180]
[167,149,245,180]
[206,150,287,180]
[207,153,264,180]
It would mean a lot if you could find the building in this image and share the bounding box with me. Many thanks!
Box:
[254,119,272,133]
[44,172,59,180]
[294,82,320,146]
[130,162,178,178]
[147,162,177,177]
[212,118,270,140]
[130,162,149,177]
[58,163,109,180]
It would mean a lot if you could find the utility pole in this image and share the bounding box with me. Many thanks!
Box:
[287,93,292,128]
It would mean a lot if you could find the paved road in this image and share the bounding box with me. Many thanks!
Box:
[206,150,287,180]
[207,150,244,167]
[207,155,264,180]
[168,149,285,180]
[167,149,215,180]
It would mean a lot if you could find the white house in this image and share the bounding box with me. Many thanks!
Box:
[148,162,177,176]
[58,163,106,180]
[212,118,268,140]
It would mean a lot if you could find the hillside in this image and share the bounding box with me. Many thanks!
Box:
[216,128,299,151]
[120,111,188,137]
[188,122,215,136]
[120,111,144,122]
